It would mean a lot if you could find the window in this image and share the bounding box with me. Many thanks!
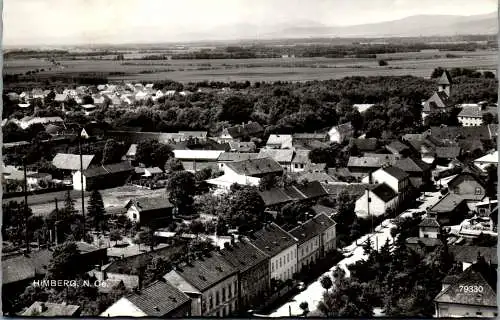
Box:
[301,164,304,169]
[271,262,274,272]
[209,295,213,309]
[476,312,482,316]
[287,253,290,263]
[133,213,137,219]
[222,287,226,301]
[295,164,299,168]
[301,248,304,256]
[216,292,220,305]
[228,284,232,298]
[423,234,429,238]
[475,187,482,195]
[279,259,282,268]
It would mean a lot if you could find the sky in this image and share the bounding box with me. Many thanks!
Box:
[3,0,497,46]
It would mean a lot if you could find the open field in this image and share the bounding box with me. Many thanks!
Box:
[4,50,497,83]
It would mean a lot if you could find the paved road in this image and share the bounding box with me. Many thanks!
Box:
[266,190,442,317]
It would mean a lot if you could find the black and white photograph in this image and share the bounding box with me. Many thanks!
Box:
[1,0,498,317]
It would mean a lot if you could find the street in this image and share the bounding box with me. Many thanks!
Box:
[266,190,442,317]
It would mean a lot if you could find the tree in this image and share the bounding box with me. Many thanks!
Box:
[320,275,333,293]
[166,171,196,215]
[63,190,77,216]
[165,157,184,172]
[47,241,81,280]
[229,186,266,232]
[482,112,495,125]
[109,229,122,246]
[136,227,157,251]
[101,139,121,164]
[483,71,495,79]
[136,140,173,168]
[378,60,388,66]
[299,301,309,317]
[87,190,106,231]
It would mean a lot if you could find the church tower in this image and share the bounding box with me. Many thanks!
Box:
[437,70,452,97]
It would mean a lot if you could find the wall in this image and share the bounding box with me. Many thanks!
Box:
[202,274,239,317]
[270,244,297,282]
[355,191,386,218]
[72,171,86,191]
[436,302,497,318]
[322,224,337,253]
[458,116,483,127]
[105,272,140,289]
[419,227,439,239]
[297,236,320,273]
[240,259,270,311]
[371,169,399,193]
[450,177,485,197]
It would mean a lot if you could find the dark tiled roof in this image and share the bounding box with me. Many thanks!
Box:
[288,213,336,244]
[84,161,134,177]
[311,204,336,216]
[126,196,173,212]
[435,146,461,159]
[258,149,294,163]
[258,188,295,206]
[298,172,337,184]
[22,302,80,316]
[292,133,328,140]
[250,223,297,257]
[228,141,257,152]
[429,193,466,213]
[126,280,190,316]
[434,266,496,307]
[419,217,440,228]
[458,106,482,118]
[322,183,377,198]
[289,181,327,198]
[349,138,379,151]
[406,237,443,247]
[225,122,263,139]
[386,140,410,154]
[430,126,493,141]
[394,157,431,173]
[226,158,283,176]
[2,255,36,284]
[258,181,327,207]
[174,252,237,292]
[437,70,452,85]
[382,165,409,181]
[371,183,397,202]
[219,239,269,273]
[448,172,487,192]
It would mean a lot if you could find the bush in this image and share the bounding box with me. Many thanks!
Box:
[378,60,388,66]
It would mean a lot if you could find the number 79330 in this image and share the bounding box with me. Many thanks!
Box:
[458,285,484,293]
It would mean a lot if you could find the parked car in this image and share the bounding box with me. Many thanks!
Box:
[297,282,306,291]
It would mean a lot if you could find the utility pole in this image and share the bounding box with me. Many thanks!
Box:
[23,158,30,253]
[79,128,86,238]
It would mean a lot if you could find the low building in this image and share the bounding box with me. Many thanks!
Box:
[291,150,311,173]
[173,150,224,173]
[329,122,354,144]
[21,301,81,317]
[219,239,270,312]
[100,280,191,317]
[217,152,261,171]
[72,161,134,191]
[447,170,487,202]
[355,183,398,218]
[163,252,239,317]
[258,149,294,172]
[473,151,498,172]
[52,153,96,172]
[428,193,469,226]
[458,105,484,127]
[218,122,264,142]
[265,134,293,149]
[125,196,174,226]
[228,141,257,153]
[393,157,432,189]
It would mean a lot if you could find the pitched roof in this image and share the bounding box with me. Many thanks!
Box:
[228,141,257,152]
[419,217,440,228]
[126,196,173,212]
[249,223,297,257]
[448,246,497,265]
[331,122,353,135]
[292,150,311,164]
[434,266,496,307]
[2,255,36,284]
[173,251,238,292]
[258,188,295,206]
[298,172,337,184]
[405,237,443,247]
[474,151,498,163]
[423,91,451,111]
[266,134,293,148]
[52,153,95,171]
[323,183,376,198]
[173,150,224,160]
[348,153,400,168]
[458,106,482,118]
[371,183,397,202]
[429,126,493,141]
[381,165,409,181]
[258,181,327,206]
[429,193,466,213]
[225,157,283,176]
[437,70,452,85]
[258,149,294,163]
[225,122,263,139]
[126,280,190,316]
[289,213,336,244]
[292,133,328,140]
[22,302,80,316]
[435,146,461,159]
[217,152,261,162]
[311,204,336,216]
[394,157,431,173]
[219,239,269,273]
[83,161,134,177]
[386,140,410,154]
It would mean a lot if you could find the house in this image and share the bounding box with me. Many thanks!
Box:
[355,183,398,218]
[265,134,293,149]
[349,138,379,154]
[393,157,432,189]
[125,196,174,226]
[26,172,52,189]
[219,239,270,312]
[249,223,298,282]
[21,302,81,317]
[353,103,375,113]
[218,122,264,142]
[217,152,261,170]
[347,154,400,177]
[473,151,498,172]
[123,144,138,163]
[297,171,337,185]
[258,149,294,172]
[289,213,336,273]
[458,105,484,127]
[428,193,469,226]
[228,141,256,153]
[361,165,410,194]
[406,217,443,254]
[291,150,311,173]
[258,181,328,207]
[206,158,283,192]
[328,122,354,144]
[447,170,487,202]
[292,133,329,143]
[72,161,134,191]
[163,252,239,317]
[173,150,224,173]
[52,153,96,172]
[435,146,462,164]
[448,246,497,271]
[178,131,208,142]
[100,280,191,317]
[142,167,163,177]
[434,263,497,318]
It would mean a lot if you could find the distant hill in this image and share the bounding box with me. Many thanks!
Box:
[204,12,497,40]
